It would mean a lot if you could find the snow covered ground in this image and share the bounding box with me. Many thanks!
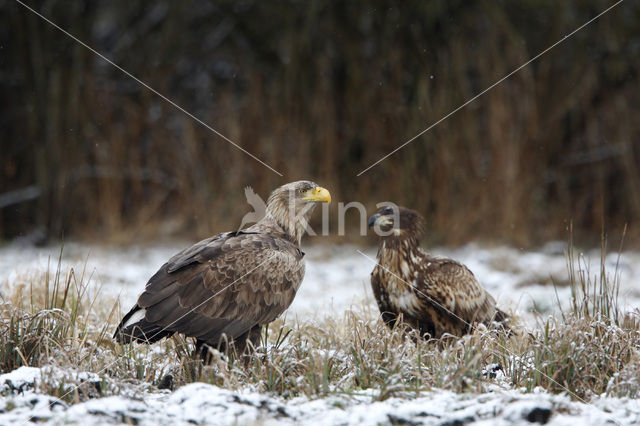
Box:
[2,240,640,323]
[1,365,639,425]
[1,241,640,425]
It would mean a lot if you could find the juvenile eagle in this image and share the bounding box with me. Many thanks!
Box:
[368,206,507,339]
[114,181,331,355]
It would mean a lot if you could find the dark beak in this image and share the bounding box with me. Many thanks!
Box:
[367,213,379,228]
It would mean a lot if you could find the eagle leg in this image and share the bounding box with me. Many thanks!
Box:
[194,325,263,363]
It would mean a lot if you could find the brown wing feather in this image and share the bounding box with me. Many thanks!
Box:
[117,231,304,346]
[370,243,502,338]
[414,256,497,325]
[370,269,398,327]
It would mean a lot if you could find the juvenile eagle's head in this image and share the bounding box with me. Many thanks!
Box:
[265,180,331,243]
[368,206,425,240]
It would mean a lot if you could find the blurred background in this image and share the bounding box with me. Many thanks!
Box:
[1,0,639,247]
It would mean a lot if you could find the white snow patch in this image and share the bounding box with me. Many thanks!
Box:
[0,366,102,394]
[1,378,639,425]
[0,367,42,392]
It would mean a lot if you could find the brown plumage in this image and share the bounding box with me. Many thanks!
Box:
[368,206,508,338]
[114,181,331,356]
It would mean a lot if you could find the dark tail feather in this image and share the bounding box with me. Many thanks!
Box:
[114,305,173,344]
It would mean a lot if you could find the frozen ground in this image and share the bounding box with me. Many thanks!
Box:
[2,240,640,323]
[1,241,640,425]
[1,365,639,425]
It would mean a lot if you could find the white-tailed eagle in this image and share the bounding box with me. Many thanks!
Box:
[114,181,331,356]
[368,206,508,338]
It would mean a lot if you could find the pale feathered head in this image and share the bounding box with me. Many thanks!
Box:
[263,180,331,242]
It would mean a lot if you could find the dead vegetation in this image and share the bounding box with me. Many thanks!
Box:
[3,1,640,246]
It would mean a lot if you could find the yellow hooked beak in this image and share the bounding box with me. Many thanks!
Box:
[302,186,331,203]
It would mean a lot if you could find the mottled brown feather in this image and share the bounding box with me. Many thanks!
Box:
[114,181,327,355]
[369,207,507,339]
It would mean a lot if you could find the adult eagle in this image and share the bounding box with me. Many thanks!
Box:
[114,181,331,356]
[368,206,507,339]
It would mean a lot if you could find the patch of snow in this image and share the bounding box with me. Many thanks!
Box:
[1,378,639,425]
[0,366,102,395]
[0,367,41,393]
